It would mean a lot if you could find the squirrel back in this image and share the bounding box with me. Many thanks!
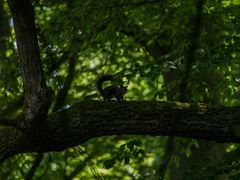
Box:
[96,74,127,101]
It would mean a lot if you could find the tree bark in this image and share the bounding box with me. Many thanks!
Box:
[7,0,53,129]
[1,101,240,163]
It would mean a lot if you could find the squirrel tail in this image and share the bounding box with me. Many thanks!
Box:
[96,74,114,94]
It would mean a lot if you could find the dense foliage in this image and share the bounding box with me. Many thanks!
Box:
[1,0,240,179]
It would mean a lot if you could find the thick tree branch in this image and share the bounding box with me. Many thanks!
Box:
[1,101,240,163]
[0,128,28,163]
[41,101,240,146]
[7,0,53,129]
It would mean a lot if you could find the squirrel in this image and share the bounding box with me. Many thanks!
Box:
[96,74,127,101]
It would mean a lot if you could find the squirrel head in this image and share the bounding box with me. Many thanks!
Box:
[120,85,128,94]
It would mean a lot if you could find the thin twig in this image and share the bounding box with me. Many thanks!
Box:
[25,153,44,180]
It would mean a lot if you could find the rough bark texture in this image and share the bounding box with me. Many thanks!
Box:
[7,0,53,129]
[1,101,240,163]
[0,128,28,162]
